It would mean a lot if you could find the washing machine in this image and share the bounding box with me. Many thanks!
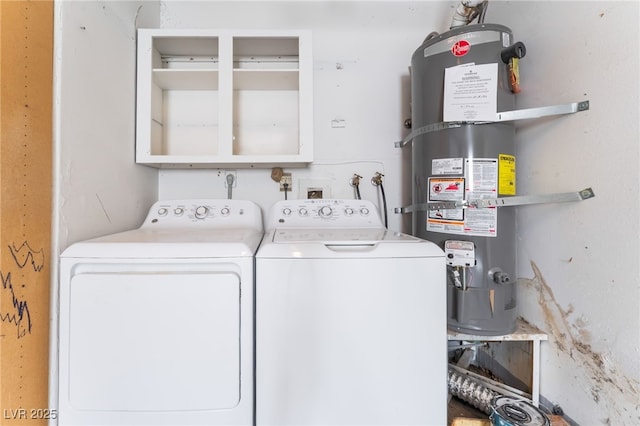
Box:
[255,199,446,425]
[56,199,262,426]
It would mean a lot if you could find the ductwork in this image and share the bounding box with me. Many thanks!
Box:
[450,0,489,29]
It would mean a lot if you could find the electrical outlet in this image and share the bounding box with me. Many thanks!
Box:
[279,173,292,191]
[299,178,332,199]
[307,188,323,199]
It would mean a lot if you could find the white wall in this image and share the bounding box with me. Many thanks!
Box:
[488,2,640,424]
[53,0,160,253]
[156,1,456,231]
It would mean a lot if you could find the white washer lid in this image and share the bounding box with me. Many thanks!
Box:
[272,228,387,243]
[258,229,444,259]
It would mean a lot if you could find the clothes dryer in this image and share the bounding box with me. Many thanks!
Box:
[255,199,446,425]
[56,199,262,426]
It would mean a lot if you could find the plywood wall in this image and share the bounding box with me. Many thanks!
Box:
[0,0,54,423]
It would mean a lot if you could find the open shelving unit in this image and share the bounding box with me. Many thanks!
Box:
[136,29,313,168]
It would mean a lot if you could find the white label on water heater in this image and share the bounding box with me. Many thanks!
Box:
[432,158,464,175]
[464,158,498,237]
[443,63,498,122]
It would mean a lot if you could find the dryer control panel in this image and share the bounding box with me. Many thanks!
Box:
[141,199,263,229]
[266,199,384,229]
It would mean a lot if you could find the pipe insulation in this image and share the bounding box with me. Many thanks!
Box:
[450,0,488,28]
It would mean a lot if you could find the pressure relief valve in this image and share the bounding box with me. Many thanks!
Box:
[500,41,527,94]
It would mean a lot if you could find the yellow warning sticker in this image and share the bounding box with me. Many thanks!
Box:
[498,154,516,195]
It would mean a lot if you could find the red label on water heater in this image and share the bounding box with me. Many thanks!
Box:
[452,40,470,57]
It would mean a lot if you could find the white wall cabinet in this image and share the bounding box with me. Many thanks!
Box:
[136,29,313,168]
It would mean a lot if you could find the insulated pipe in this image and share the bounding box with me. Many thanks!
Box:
[450,0,488,29]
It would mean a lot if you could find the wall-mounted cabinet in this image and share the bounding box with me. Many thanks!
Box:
[136,29,313,168]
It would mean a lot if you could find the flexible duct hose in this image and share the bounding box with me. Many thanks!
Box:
[450,0,488,29]
[448,367,498,414]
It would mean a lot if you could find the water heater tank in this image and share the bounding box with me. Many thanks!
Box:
[410,24,521,335]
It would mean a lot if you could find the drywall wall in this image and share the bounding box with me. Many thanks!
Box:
[487,2,639,424]
[156,1,456,231]
[53,0,160,253]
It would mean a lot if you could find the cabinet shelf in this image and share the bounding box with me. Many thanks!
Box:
[136,29,313,168]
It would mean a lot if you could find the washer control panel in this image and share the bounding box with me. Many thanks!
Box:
[267,199,383,229]
[141,199,262,229]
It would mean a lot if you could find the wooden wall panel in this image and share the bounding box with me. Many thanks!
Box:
[0,0,54,423]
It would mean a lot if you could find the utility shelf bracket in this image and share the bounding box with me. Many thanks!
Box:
[394,187,595,214]
[395,100,590,148]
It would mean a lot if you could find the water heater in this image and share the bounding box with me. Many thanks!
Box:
[410,24,525,335]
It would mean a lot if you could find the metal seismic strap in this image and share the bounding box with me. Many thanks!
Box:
[394,188,595,214]
[395,100,590,148]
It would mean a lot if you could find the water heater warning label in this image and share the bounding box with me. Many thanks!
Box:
[426,158,498,237]
[498,154,516,195]
[428,177,465,224]
[443,63,498,122]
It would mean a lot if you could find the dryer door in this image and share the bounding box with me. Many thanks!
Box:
[63,263,241,412]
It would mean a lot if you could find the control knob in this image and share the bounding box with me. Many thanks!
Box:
[319,206,333,217]
[194,206,209,219]
[221,207,230,216]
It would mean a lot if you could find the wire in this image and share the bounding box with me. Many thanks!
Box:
[283,183,289,200]
[355,184,361,200]
[478,1,488,23]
